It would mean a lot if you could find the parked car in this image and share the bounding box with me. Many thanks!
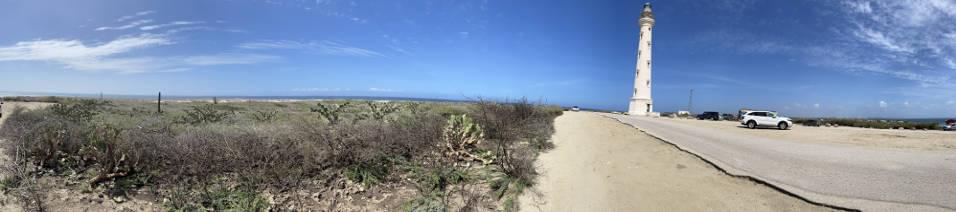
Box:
[697,111,720,120]
[802,119,821,127]
[740,111,792,130]
[720,113,737,121]
[571,106,580,112]
[945,119,955,131]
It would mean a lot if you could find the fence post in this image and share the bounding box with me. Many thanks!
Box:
[157,92,163,113]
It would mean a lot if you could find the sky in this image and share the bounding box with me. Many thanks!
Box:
[0,0,955,118]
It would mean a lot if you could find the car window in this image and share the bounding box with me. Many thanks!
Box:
[753,112,766,116]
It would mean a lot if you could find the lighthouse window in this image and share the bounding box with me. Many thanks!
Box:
[647,80,650,87]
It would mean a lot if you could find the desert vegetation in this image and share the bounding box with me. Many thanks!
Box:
[793,118,941,130]
[0,97,562,211]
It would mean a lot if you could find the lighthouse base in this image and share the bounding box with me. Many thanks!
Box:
[628,98,653,116]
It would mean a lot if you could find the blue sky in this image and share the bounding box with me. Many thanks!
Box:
[1,0,954,118]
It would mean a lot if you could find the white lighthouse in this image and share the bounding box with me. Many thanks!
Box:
[629,3,655,116]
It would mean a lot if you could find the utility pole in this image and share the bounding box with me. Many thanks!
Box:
[688,88,694,114]
[157,92,162,113]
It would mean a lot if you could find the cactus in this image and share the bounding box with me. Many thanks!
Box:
[442,114,493,165]
[365,101,400,121]
[310,102,351,125]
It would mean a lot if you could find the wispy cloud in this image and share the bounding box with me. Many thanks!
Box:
[827,0,956,89]
[691,1,956,92]
[96,19,154,31]
[116,10,156,22]
[182,53,277,65]
[238,40,384,57]
[368,87,399,92]
[140,21,204,31]
[0,34,275,73]
[0,34,171,63]
[292,87,348,92]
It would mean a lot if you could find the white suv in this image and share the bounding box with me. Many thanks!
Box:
[740,111,792,130]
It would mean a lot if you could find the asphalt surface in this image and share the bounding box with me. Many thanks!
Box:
[604,113,956,212]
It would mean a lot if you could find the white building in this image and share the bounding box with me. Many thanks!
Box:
[629,3,655,116]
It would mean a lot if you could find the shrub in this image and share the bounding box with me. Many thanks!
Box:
[163,185,270,211]
[0,98,562,211]
[49,99,110,122]
[251,110,278,122]
[179,104,233,124]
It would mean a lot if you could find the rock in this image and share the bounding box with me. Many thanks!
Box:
[112,196,127,203]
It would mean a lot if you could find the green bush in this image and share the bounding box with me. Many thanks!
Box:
[179,104,233,124]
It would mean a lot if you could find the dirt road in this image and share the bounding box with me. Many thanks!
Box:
[519,112,830,211]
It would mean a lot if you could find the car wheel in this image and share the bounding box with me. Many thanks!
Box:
[747,121,757,129]
[778,122,789,130]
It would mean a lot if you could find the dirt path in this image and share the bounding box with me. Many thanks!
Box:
[519,112,832,211]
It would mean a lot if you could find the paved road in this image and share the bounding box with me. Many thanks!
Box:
[604,113,956,212]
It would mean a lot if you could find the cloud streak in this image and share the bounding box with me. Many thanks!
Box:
[140,21,204,31]
[238,40,384,57]
[96,19,154,31]
[116,10,156,22]
[0,34,275,73]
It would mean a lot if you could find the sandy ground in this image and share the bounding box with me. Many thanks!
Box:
[663,118,956,151]
[519,112,832,211]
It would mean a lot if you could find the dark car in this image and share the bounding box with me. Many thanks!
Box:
[697,111,720,121]
[720,114,736,121]
[802,119,821,127]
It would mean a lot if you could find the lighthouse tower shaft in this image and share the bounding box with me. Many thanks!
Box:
[629,3,655,116]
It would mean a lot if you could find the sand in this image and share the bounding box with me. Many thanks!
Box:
[663,118,956,151]
[519,112,831,211]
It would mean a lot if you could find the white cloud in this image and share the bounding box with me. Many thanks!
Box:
[237,40,302,49]
[238,40,384,57]
[814,103,820,108]
[879,100,888,108]
[947,100,955,105]
[0,34,171,62]
[0,34,274,73]
[852,26,914,53]
[117,10,156,22]
[368,87,398,92]
[140,21,204,31]
[96,19,154,31]
[182,53,277,65]
[844,1,872,13]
